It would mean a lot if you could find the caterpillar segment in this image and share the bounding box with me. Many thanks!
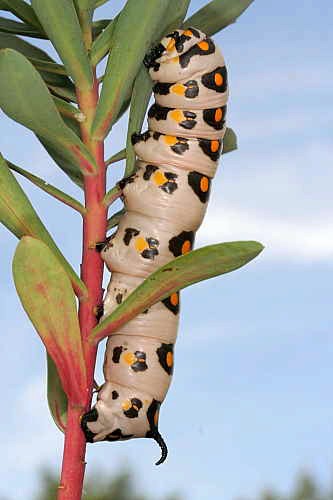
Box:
[81,27,228,465]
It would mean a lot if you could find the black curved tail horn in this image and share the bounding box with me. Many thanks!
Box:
[153,430,168,465]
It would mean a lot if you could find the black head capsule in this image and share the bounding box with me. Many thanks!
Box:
[143,43,165,68]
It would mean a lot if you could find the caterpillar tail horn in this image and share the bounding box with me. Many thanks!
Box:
[153,430,168,465]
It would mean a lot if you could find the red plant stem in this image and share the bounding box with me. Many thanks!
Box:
[58,72,107,499]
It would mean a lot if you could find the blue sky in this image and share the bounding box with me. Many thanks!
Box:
[0,1,332,499]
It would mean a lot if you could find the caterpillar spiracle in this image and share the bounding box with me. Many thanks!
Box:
[81,27,228,465]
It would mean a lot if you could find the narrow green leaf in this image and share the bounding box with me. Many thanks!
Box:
[102,184,121,208]
[29,57,66,75]
[0,155,87,298]
[105,148,126,166]
[184,0,254,36]
[8,161,86,214]
[94,0,109,7]
[90,17,115,66]
[74,0,93,10]
[53,96,85,123]
[48,84,77,103]
[92,0,170,140]
[223,127,237,154]
[91,241,264,343]
[125,67,152,177]
[0,16,45,38]
[38,138,84,188]
[0,49,97,176]
[1,0,43,31]
[47,354,67,433]
[0,31,51,59]
[92,18,110,38]
[32,0,93,87]
[107,208,125,231]
[13,237,87,404]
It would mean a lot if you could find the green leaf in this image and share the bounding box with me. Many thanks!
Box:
[91,240,264,343]
[0,31,51,60]
[48,83,77,103]
[47,354,67,433]
[107,208,125,231]
[184,0,254,36]
[32,0,93,88]
[92,0,170,140]
[90,17,115,66]
[105,147,126,166]
[125,67,152,177]
[102,184,121,208]
[13,237,87,404]
[0,49,97,176]
[0,32,72,87]
[223,127,237,154]
[0,154,87,299]
[52,96,85,123]
[0,16,45,38]
[38,138,84,188]
[1,0,43,31]
[94,0,109,7]
[7,161,86,214]
[92,18,110,38]
[28,57,66,75]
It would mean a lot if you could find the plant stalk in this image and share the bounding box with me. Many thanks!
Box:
[58,68,107,499]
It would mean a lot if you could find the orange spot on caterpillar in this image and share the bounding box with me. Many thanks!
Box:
[122,399,131,411]
[215,108,223,122]
[169,109,183,123]
[200,176,209,192]
[135,237,149,252]
[181,240,191,254]
[170,293,179,306]
[198,40,209,51]
[166,352,173,367]
[166,39,175,52]
[123,352,136,365]
[211,140,219,152]
[171,83,185,95]
[214,73,223,86]
[153,170,167,186]
[183,29,193,37]
[164,135,178,146]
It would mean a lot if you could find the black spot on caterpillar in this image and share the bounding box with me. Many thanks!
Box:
[81,27,228,467]
[156,343,174,375]
[188,171,211,203]
[162,292,180,315]
[168,231,195,257]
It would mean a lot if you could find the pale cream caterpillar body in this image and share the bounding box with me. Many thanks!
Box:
[81,27,228,465]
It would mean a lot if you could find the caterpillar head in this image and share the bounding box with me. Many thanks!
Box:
[144,27,205,68]
[81,385,168,465]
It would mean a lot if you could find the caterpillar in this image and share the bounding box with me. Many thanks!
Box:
[81,27,228,465]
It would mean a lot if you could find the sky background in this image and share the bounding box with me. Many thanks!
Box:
[0,0,332,498]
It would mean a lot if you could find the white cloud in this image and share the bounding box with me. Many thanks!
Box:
[196,205,333,261]
[197,141,333,261]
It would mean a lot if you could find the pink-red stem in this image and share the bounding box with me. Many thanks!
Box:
[58,74,107,499]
